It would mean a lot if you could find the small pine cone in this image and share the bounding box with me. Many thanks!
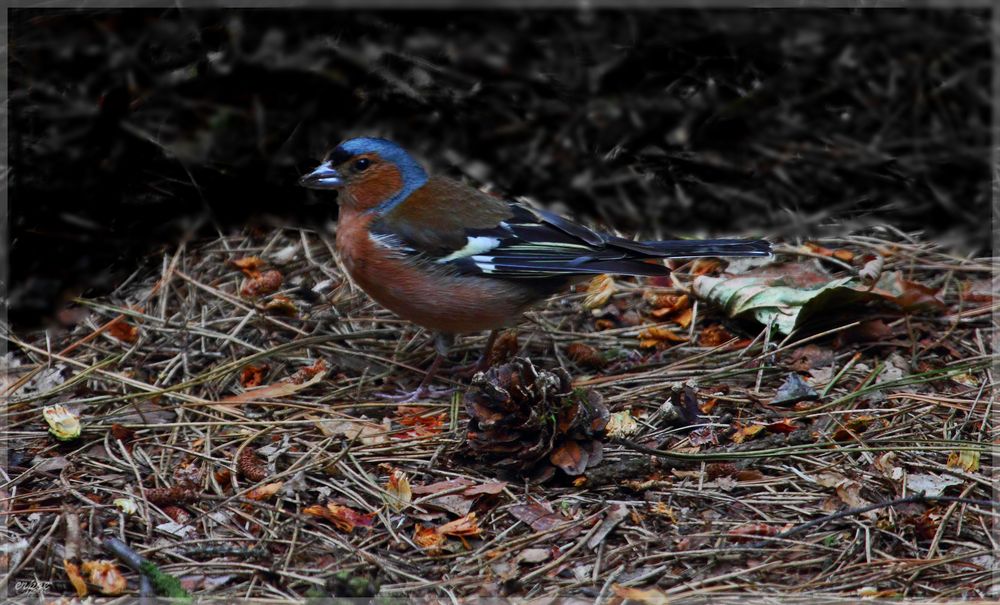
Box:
[462,357,608,481]
[236,448,268,482]
[146,486,199,505]
[565,343,606,370]
[161,505,191,524]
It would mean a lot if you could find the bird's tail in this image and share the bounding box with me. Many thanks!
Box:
[623,238,772,259]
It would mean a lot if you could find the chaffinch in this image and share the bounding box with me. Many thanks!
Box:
[300,137,770,398]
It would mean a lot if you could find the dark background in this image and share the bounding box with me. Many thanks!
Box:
[8,8,992,327]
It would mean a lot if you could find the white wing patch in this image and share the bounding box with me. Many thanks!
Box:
[436,237,502,263]
[471,255,496,273]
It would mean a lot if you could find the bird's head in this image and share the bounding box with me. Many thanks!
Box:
[299,137,428,212]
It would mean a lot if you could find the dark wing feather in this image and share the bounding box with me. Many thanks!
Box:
[371,177,770,279]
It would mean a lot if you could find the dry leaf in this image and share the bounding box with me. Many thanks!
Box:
[64,559,88,597]
[241,269,284,298]
[550,440,588,475]
[240,365,268,388]
[385,469,412,513]
[107,319,139,343]
[43,404,81,441]
[605,411,638,438]
[303,503,376,532]
[639,326,688,348]
[947,449,980,473]
[730,423,765,444]
[395,405,446,438]
[222,360,327,405]
[81,560,127,595]
[314,417,387,445]
[858,254,884,284]
[263,295,298,316]
[612,584,671,605]
[232,256,265,277]
[906,473,963,497]
[437,512,480,537]
[698,323,736,347]
[584,274,617,309]
[413,524,446,552]
[509,502,565,532]
[245,481,284,501]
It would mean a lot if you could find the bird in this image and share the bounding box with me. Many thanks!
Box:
[300,137,771,399]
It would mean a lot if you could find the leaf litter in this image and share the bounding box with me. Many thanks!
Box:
[0,227,995,601]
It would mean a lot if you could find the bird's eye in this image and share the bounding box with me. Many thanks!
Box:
[353,158,371,171]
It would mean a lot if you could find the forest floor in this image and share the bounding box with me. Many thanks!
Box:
[2,225,996,602]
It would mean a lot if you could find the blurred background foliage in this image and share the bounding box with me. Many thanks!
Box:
[8,8,991,326]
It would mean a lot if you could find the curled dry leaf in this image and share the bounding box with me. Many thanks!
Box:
[639,326,688,348]
[612,585,671,605]
[232,256,265,277]
[240,364,268,388]
[64,559,88,597]
[263,294,298,317]
[43,404,81,441]
[858,254,884,285]
[414,513,481,553]
[304,503,376,532]
[698,323,739,347]
[395,405,446,438]
[584,274,616,309]
[241,269,284,298]
[947,449,980,472]
[605,410,639,438]
[508,502,565,532]
[113,498,138,515]
[107,318,139,343]
[385,469,412,513]
[413,525,446,553]
[222,360,327,405]
[245,481,284,501]
[646,292,693,327]
[81,560,127,595]
[314,416,387,445]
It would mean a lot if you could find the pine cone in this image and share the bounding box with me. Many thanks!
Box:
[462,357,608,482]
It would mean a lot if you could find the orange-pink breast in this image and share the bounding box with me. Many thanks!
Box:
[335,208,542,334]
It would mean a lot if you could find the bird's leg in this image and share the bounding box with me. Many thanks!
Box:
[475,329,499,372]
[441,329,501,377]
[383,333,456,402]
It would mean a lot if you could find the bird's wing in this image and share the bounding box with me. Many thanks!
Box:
[372,176,769,279]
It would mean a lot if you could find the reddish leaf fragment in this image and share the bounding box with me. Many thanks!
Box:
[304,503,376,532]
[728,522,783,542]
[240,365,268,388]
[550,440,588,476]
[241,269,283,298]
[107,319,139,344]
[231,256,265,277]
[509,502,565,532]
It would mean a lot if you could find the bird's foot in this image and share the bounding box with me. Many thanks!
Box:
[381,384,457,402]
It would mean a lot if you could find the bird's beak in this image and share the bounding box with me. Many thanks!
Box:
[298,162,343,189]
